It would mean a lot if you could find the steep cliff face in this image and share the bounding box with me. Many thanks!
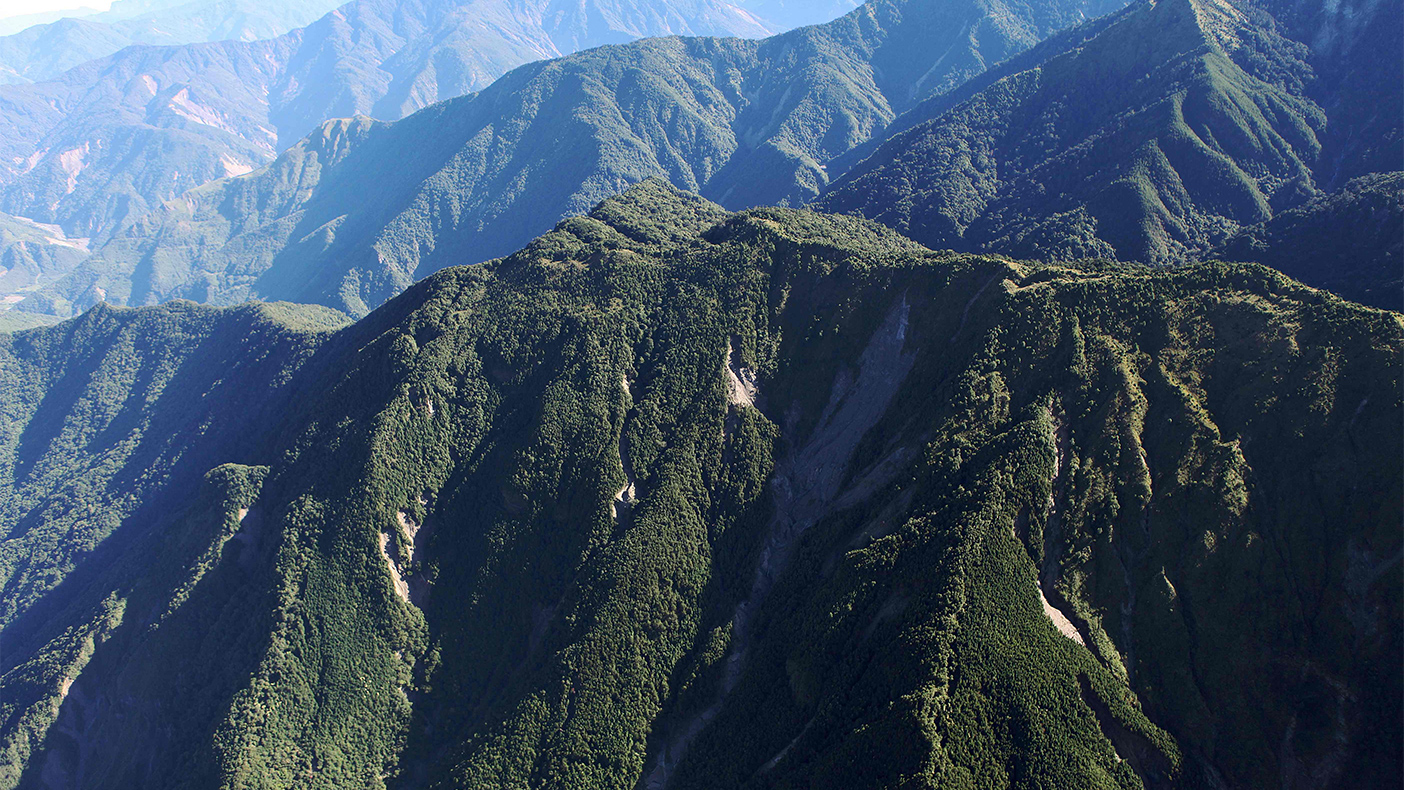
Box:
[1,183,1398,789]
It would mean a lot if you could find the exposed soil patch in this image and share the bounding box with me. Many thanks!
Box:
[643,295,917,787]
[1078,674,1173,789]
[383,495,433,607]
[380,532,412,604]
[614,374,638,523]
[1040,404,1089,646]
[724,340,759,409]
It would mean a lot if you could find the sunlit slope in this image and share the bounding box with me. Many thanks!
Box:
[27,0,1130,317]
[1,182,1397,788]
[817,0,1401,269]
[0,0,779,249]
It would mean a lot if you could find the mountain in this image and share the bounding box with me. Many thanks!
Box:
[0,311,61,332]
[732,0,865,27]
[0,0,348,86]
[0,0,777,248]
[0,296,348,788]
[0,9,103,38]
[0,0,866,94]
[1,182,1398,788]
[1210,171,1403,311]
[0,213,90,310]
[814,0,1403,266]
[22,0,1132,317]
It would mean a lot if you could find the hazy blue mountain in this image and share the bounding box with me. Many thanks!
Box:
[0,8,104,38]
[23,0,1131,317]
[0,34,300,241]
[0,19,133,84]
[0,213,90,310]
[0,182,1397,789]
[733,0,864,27]
[0,0,777,249]
[0,0,347,86]
[0,310,61,332]
[815,0,1402,266]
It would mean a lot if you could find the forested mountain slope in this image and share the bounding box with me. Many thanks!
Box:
[0,298,348,787]
[1,182,1398,789]
[0,0,776,247]
[24,0,1130,317]
[1210,171,1403,311]
[815,0,1402,266]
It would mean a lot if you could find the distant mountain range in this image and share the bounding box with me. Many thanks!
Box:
[14,0,1132,316]
[7,0,1397,322]
[0,0,348,85]
[732,0,863,27]
[0,0,865,90]
[0,0,783,255]
[0,212,89,308]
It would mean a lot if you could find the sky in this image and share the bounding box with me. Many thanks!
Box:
[0,0,112,21]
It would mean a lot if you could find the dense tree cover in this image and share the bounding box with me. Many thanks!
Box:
[21,0,1129,317]
[0,312,59,333]
[817,0,1402,267]
[1210,172,1403,311]
[0,182,1396,789]
[0,298,347,787]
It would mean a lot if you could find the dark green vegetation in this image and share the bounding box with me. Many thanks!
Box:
[24,0,1130,317]
[817,0,1403,267]
[2,183,1398,788]
[1210,172,1403,311]
[0,0,777,247]
[0,297,347,786]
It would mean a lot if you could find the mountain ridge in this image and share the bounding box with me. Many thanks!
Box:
[0,181,1397,788]
[0,0,783,248]
[21,0,1132,317]
[814,0,1401,268]
[0,0,348,86]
